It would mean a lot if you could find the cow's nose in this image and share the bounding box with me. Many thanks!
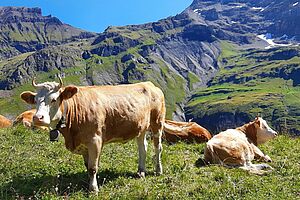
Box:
[274,131,278,136]
[33,114,44,122]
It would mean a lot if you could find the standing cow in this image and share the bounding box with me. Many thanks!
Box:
[204,117,277,174]
[20,77,166,193]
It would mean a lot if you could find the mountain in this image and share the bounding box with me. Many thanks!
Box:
[0,6,222,121]
[188,0,300,43]
[0,1,300,135]
[185,42,300,135]
[0,7,95,60]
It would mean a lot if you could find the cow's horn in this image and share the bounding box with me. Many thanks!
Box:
[32,77,38,88]
[58,75,63,88]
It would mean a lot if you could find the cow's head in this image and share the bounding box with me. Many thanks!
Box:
[20,77,78,127]
[254,117,277,144]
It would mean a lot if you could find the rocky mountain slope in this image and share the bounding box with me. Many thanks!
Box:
[188,0,300,43]
[0,7,95,60]
[0,1,300,135]
[185,42,300,135]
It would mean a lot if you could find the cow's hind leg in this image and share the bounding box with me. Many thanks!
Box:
[136,131,148,178]
[152,127,163,175]
[87,136,102,193]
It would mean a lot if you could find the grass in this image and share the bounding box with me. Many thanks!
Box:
[105,26,161,42]
[0,126,299,199]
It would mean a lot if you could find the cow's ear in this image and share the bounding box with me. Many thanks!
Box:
[59,86,78,100]
[20,91,36,104]
[255,117,261,127]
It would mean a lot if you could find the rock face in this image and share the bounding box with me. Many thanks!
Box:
[0,46,82,89]
[189,0,300,42]
[0,7,95,60]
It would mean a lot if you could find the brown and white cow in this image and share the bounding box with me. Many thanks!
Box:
[204,117,277,174]
[0,114,12,128]
[20,77,166,193]
[163,119,212,143]
[13,109,49,130]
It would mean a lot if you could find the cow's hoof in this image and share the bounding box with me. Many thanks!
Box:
[89,185,99,194]
[137,171,145,178]
[155,165,163,176]
[155,169,163,176]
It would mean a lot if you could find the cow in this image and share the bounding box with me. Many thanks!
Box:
[13,109,49,130]
[20,77,166,193]
[204,117,277,174]
[0,114,12,128]
[163,119,212,143]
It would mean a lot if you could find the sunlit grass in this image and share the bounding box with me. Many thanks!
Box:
[0,126,299,199]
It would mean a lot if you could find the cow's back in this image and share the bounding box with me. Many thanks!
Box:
[204,129,254,166]
[0,115,12,128]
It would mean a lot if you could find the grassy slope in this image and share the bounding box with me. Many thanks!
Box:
[0,28,187,119]
[0,126,299,199]
[186,41,300,133]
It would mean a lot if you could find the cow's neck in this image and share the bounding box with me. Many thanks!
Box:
[236,122,258,145]
[56,99,75,150]
[56,101,68,129]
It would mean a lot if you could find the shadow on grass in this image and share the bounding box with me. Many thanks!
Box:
[195,157,208,168]
[0,169,138,199]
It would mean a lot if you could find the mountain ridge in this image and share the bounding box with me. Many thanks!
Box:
[0,6,96,60]
[0,2,300,135]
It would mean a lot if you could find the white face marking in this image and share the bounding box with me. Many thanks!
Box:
[256,117,277,144]
[33,82,63,127]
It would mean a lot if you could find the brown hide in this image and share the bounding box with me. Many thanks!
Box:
[236,121,258,145]
[58,82,165,153]
[163,119,212,143]
[0,115,12,128]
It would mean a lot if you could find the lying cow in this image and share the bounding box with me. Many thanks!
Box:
[204,117,277,174]
[0,114,12,128]
[13,109,49,130]
[163,119,212,143]
[20,77,165,193]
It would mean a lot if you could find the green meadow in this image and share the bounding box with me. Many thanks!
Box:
[0,126,299,199]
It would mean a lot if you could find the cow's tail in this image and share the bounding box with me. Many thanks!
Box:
[239,163,273,175]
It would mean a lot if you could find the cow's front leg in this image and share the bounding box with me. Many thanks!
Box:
[153,129,163,175]
[82,152,89,170]
[87,136,102,193]
[250,143,272,162]
[137,132,147,178]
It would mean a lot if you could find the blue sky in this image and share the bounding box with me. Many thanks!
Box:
[0,0,193,33]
